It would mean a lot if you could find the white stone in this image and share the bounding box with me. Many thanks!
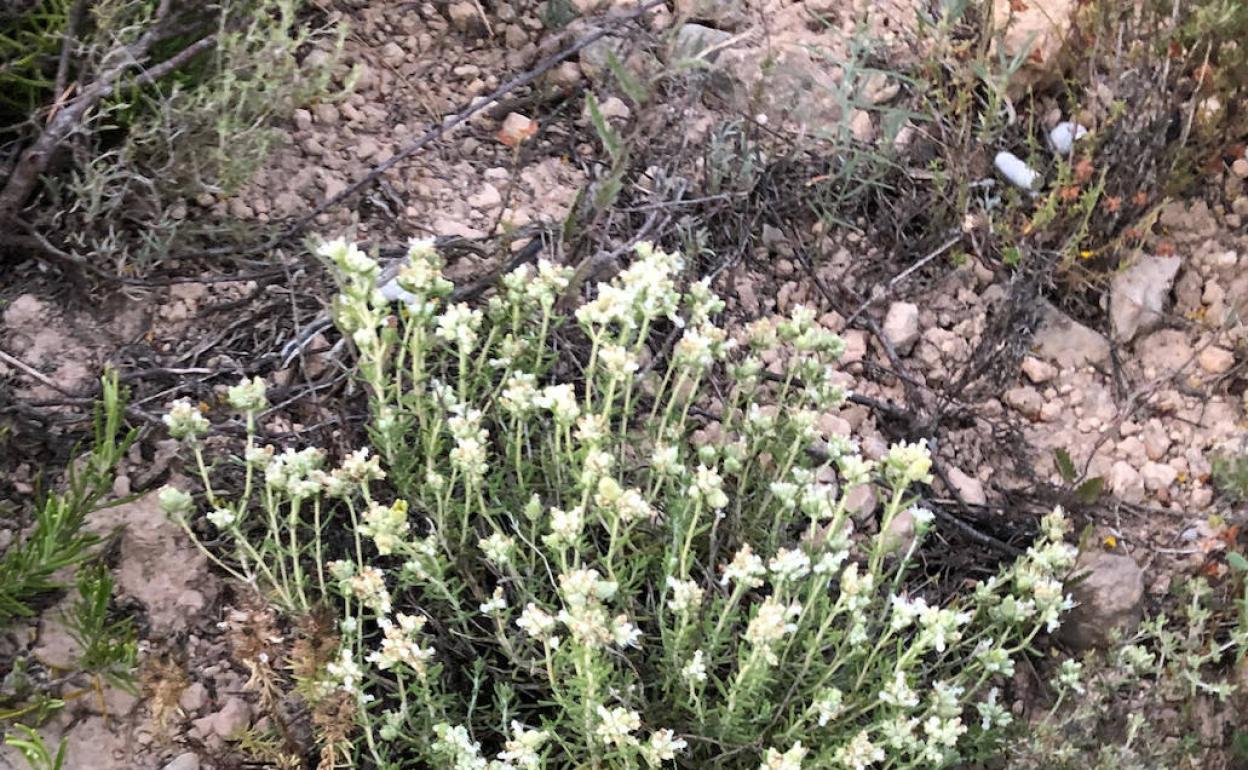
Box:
[1048,121,1088,155]
[1020,356,1057,384]
[1198,346,1235,374]
[468,182,502,210]
[947,466,987,506]
[1004,386,1043,420]
[162,753,201,770]
[1033,301,1110,368]
[1140,461,1177,492]
[882,301,920,353]
[995,151,1042,191]
[1108,460,1145,504]
[1110,256,1181,343]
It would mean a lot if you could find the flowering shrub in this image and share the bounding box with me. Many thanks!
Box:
[166,238,1082,769]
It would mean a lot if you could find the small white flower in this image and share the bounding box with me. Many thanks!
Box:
[595,705,641,747]
[516,603,559,642]
[367,613,436,677]
[326,647,365,696]
[498,721,550,769]
[651,443,685,476]
[760,741,807,770]
[339,447,385,483]
[226,376,268,412]
[878,668,920,709]
[834,730,883,770]
[599,344,640,378]
[534,383,580,424]
[158,485,194,517]
[479,532,516,565]
[163,399,209,440]
[881,439,933,487]
[1056,659,1085,694]
[558,568,618,608]
[357,501,410,556]
[768,548,811,583]
[665,577,705,613]
[745,597,801,663]
[501,372,539,415]
[546,506,584,547]
[689,464,729,509]
[479,586,508,615]
[348,566,392,615]
[435,303,484,352]
[206,507,237,529]
[811,688,844,726]
[722,543,767,588]
[682,650,708,685]
[643,729,687,766]
[611,614,642,648]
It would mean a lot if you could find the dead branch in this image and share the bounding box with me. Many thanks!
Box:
[0,2,216,233]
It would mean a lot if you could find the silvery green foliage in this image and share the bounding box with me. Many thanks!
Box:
[174,238,1080,769]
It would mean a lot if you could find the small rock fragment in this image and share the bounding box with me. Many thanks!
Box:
[497,112,537,147]
[1020,356,1057,384]
[1107,460,1145,504]
[1140,461,1177,492]
[672,23,733,62]
[313,102,339,126]
[1110,256,1181,343]
[468,183,502,210]
[845,484,878,522]
[1033,301,1110,368]
[882,302,920,353]
[1060,548,1145,651]
[179,682,209,714]
[947,466,988,506]
[879,507,918,555]
[162,753,201,770]
[194,696,252,740]
[1197,346,1235,374]
[1004,386,1044,420]
[447,2,480,31]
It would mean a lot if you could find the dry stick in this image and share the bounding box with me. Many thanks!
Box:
[0,349,75,395]
[234,0,666,259]
[52,0,87,105]
[0,18,216,221]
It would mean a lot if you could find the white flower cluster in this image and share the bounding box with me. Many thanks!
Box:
[501,259,573,310]
[540,568,639,650]
[329,560,392,615]
[665,577,705,614]
[745,596,802,665]
[436,303,485,353]
[595,477,656,523]
[264,446,327,499]
[447,404,490,481]
[367,612,436,677]
[393,238,453,312]
[226,376,268,413]
[358,500,410,556]
[760,742,807,770]
[575,243,684,329]
[533,382,579,425]
[688,464,729,509]
[163,398,209,439]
